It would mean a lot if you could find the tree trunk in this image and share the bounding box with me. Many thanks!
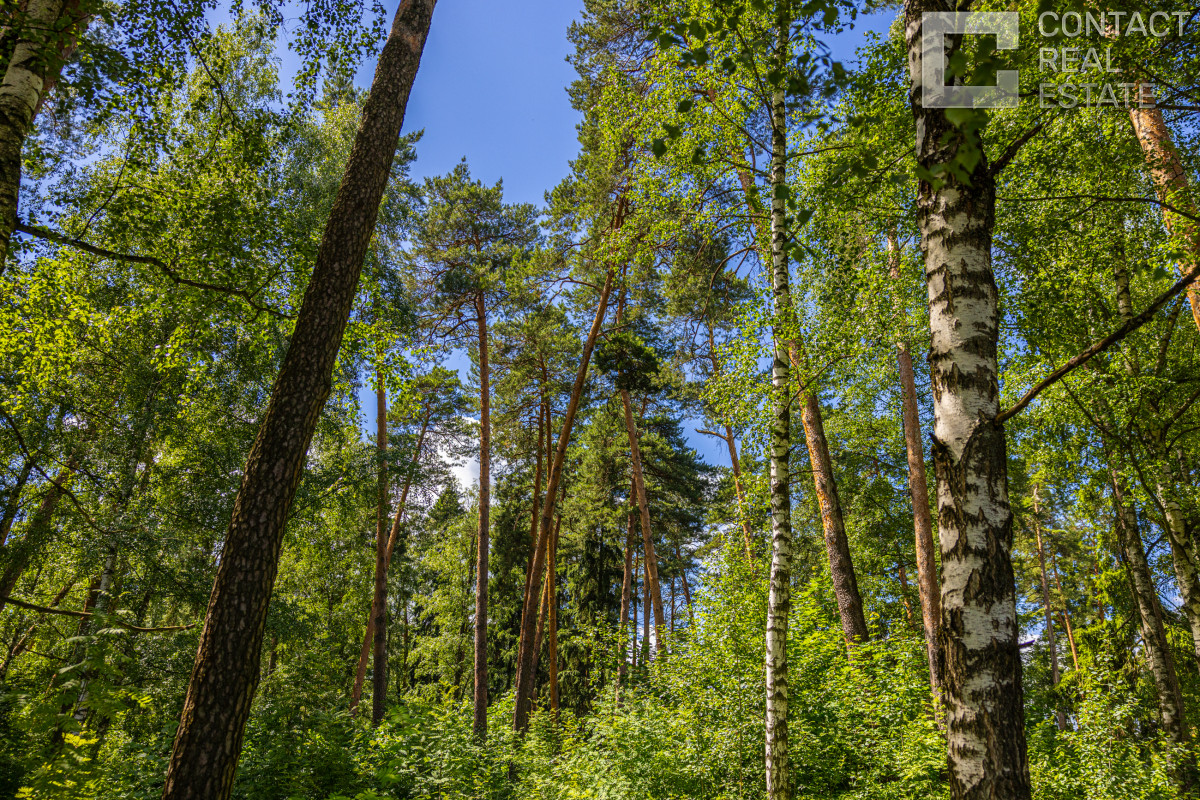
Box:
[547,497,559,714]
[798,386,869,645]
[512,266,615,733]
[904,5,1031,796]
[1111,472,1189,751]
[350,410,429,712]
[763,9,792,796]
[0,458,32,547]
[161,4,436,796]
[620,388,665,652]
[0,463,72,614]
[617,491,635,696]
[370,371,389,727]
[473,292,490,741]
[1157,480,1200,670]
[1029,488,1066,732]
[886,231,942,707]
[1128,89,1200,333]
[0,0,86,272]
[676,543,694,626]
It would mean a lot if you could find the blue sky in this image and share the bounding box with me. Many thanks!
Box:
[302,1,897,483]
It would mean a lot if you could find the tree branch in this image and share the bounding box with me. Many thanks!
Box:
[996,263,1200,424]
[2,596,195,633]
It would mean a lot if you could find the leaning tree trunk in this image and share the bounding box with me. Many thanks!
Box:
[0,0,87,273]
[1111,472,1189,751]
[370,370,389,727]
[1156,478,1200,671]
[0,462,73,614]
[904,5,1031,797]
[886,231,942,707]
[0,458,32,547]
[620,388,665,653]
[763,8,793,796]
[1128,87,1200,333]
[512,267,614,733]
[797,384,869,645]
[161,4,436,796]
[473,291,490,741]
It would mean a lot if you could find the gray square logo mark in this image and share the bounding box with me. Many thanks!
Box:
[922,12,1020,109]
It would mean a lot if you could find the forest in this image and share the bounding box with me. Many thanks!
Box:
[0,0,1198,797]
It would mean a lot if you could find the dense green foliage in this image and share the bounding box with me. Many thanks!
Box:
[1,0,1199,797]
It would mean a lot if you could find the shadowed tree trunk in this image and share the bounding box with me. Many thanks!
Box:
[1111,472,1189,756]
[904,3,1031,796]
[0,458,32,547]
[371,371,389,727]
[0,462,73,614]
[796,382,868,645]
[161,4,436,796]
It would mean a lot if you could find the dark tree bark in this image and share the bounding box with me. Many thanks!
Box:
[0,458,33,547]
[904,3,1031,795]
[473,291,490,741]
[371,372,389,727]
[798,386,869,645]
[161,4,436,796]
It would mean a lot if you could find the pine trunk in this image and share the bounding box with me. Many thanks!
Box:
[904,5,1031,796]
[371,372,389,727]
[798,387,869,644]
[1128,89,1200,333]
[620,388,665,652]
[474,292,490,741]
[512,267,614,733]
[161,4,436,795]
[886,231,942,707]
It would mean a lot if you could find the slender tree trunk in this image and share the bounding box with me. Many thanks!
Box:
[886,231,942,707]
[512,266,615,733]
[705,328,755,562]
[1030,488,1066,732]
[1157,481,1200,670]
[0,0,87,272]
[350,411,429,711]
[1111,472,1189,751]
[1128,88,1200,333]
[162,5,436,795]
[547,498,559,714]
[642,544,651,664]
[676,543,694,626]
[0,458,32,547]
[620,388,665,652]
[905,5,1031,796]
[797,385,869,644]
[370,370,389,727]
[473,292,490,741]
[764,9,792,796]
[0,463,72,613]
[617,491,635,696]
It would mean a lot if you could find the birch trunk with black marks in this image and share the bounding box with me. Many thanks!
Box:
[764,9,792,796]
[0,0,86,272]
[512,268,613,733]
[887,231,942,706]
[904,4,1031,796]
[161,4,436,795]
[473,291,490,741]
[1111,473,1188,752]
